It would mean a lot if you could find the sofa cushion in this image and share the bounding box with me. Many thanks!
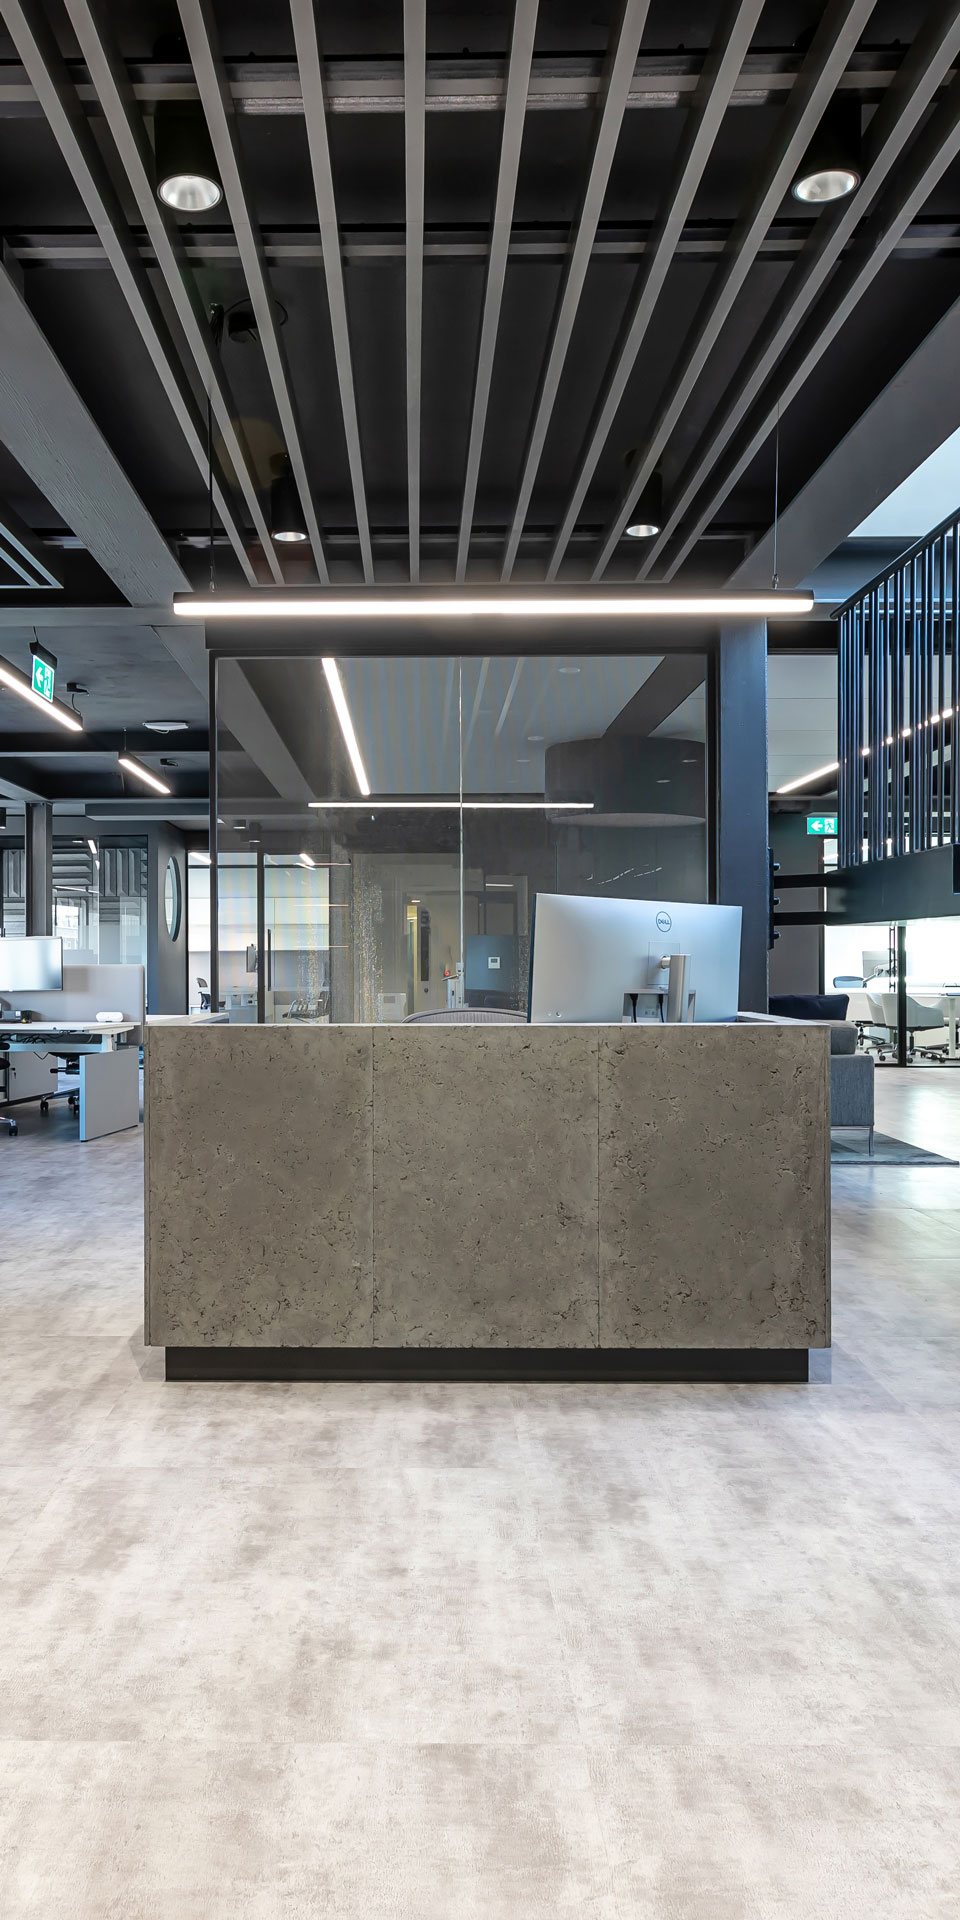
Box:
[769,993,850,1023]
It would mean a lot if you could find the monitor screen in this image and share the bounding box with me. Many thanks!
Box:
[528,895,741,1025]
[0,935,63,993]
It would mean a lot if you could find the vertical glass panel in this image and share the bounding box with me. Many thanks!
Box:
[98,840,147,965]
[460,654,708,1013]
[214,651,707,1022]
[217,852,258,1021]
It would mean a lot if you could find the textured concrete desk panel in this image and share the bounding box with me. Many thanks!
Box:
[145,1022,830,1351]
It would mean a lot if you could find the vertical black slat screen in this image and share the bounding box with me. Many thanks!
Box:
[940,532,949,846]
[838,610,849,867]
[837,505,960,865]
[890,571,901,856]
[953,524,960,847]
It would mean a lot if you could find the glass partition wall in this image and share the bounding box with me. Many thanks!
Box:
[210,652,708,1023]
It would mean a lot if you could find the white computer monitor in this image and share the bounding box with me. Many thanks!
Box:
[0,935,63,993]
[528,894,742,1024]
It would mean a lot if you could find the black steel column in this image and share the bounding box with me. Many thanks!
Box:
[208,651,219,1015]
[24,801,52,936]
[714,620,769,1013]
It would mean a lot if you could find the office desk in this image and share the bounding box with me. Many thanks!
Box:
[145,1021,830,1382]
[0,1021,139,1140]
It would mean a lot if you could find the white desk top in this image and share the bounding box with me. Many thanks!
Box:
[0,1020,136,1037]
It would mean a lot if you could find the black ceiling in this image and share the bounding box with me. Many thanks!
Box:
[0,0,956,806]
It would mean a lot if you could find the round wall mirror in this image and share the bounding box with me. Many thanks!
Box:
[164,855,182,941]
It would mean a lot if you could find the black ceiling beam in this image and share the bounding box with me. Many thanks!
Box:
[545,0,764,582]
[177,0,329,583]
[61,0,283,584]
[0,52,934,117]
[695,68,960,588]
[605,656,708,737]
[16,219,960,270]
[291,0,373,584]
[0,730,208,755]
[404,0,426,584]
[592,0,878,579]
[2,0,259,590]
[650,0,960,579]
[501,0,653,581]
[456,0,539,582]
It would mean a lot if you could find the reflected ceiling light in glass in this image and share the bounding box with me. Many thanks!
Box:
[775,761,840,794]
[322,658,371,796]
[308,799,593,811]
[175,589,814,619]
[155,107,222,212]
[117,754,171,795]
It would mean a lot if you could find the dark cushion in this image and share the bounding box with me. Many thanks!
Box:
[769,993,850,1023]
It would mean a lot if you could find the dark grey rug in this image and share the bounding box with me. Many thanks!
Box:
[831,1132,959,1167]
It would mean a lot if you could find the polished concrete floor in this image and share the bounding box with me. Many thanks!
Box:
[2,1072,960,1916]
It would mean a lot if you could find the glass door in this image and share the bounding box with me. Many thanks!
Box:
[262,856,331,1023]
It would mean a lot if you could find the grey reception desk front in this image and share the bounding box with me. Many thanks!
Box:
[144,1020,830,1382]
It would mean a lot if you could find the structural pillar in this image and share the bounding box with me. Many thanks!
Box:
[712,620,769,1013]
[24,800,53,936]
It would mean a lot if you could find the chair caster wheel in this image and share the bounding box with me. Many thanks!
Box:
[9,1122,17,1136]
[39,1098,48,1114]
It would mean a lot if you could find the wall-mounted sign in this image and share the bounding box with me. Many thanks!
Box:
[30,653,55,703]
[806,814,837,836]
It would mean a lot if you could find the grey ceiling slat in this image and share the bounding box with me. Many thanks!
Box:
[456,0,539,583]
[404,0,426,583]
[61,0,284,585]
[651,0,960,578]
[0,256,186,603]
[2,0,258,589]
[290,0,374,583]
[590,0,878,580]
[544,0,764,583]
[665,71,960,584]
[501,0,653,582]
[177,0,328,584]
[0,496,60,588]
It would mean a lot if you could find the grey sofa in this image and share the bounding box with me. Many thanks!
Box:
[829,1020,875,1151]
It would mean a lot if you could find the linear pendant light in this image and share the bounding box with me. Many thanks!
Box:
[0,656,84,731]
[118,753,171,795]
[175,589,814,620]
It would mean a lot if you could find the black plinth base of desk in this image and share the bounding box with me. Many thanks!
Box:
[165,1347,810,1384]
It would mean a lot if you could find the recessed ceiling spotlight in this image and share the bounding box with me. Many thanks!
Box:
[792,106,861,204]
[269,454,309,544]
[626,469,663,539]
[155,106,222,212]
[143,720,189,733]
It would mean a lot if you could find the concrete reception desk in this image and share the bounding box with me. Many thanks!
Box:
[144,1021,830,1382]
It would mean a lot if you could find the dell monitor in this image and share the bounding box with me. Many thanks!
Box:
[528,895,741,1025]
[0,935,63,993]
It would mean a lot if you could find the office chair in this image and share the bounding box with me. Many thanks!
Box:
[197,976,212,1011]
[876,992,950,1062]
[0,1046,16,1135]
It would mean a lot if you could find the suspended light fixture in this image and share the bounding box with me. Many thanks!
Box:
[175,588,814,620]
[269,455,309,544]
[792,105,861,205]
[0,655,83,731]
[154,106,222,213]
[118,754,171,796]
[626,470,663,540]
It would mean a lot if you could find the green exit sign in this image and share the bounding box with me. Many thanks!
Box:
[807,814,837,836]
[31,654,55,703]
